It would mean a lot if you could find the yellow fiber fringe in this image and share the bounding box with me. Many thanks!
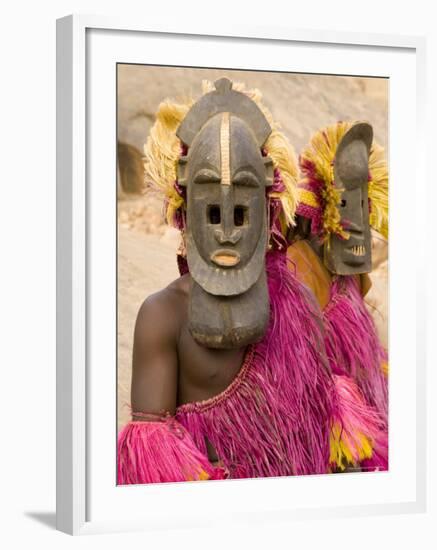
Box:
[329,422,373,471]
[143,81,299,229]
[143,97,194,226]
[368,142,389,239]
[186,468,211,482]
[299,122,389,239]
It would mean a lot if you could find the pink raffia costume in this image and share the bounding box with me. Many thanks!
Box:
[118,82,388,484]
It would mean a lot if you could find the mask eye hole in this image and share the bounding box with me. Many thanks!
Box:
[340,199,347,207]
[361,199,364,207]
[208,205,221,224]
[234,206,247,227]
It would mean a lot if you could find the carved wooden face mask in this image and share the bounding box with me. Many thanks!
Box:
[324,123,373,276]
[176,78,273,349]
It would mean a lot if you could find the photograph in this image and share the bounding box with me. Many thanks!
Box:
[116,64,389,484]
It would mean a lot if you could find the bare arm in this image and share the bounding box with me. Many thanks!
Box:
[130,289,180,419]
[118,285,226,483]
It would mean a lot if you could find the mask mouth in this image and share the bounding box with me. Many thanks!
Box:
[343,244,367,266]
[211,249,241,267]
[349,244,366,257]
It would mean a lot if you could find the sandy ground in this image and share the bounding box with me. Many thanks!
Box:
[117,67,389,432]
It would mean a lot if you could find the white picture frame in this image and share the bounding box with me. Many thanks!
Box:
[56,14,427,535]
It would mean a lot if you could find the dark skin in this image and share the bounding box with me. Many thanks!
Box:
[130,272,246,461]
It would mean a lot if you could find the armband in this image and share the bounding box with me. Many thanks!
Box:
[117,413,226,484]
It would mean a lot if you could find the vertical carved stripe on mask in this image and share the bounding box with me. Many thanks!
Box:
[220,112,231,185]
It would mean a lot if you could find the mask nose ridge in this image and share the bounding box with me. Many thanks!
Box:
[214,183,242,245]
[214,227,242,245]
[345,220,364,234]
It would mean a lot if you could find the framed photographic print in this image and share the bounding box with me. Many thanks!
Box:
[56,15,426,535]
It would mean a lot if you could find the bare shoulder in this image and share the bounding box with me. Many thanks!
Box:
[134,273,191,345]
[131,274,191,414]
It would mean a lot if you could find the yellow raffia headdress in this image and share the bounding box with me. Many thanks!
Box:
[143,81,299,235]
[297,121,388,241]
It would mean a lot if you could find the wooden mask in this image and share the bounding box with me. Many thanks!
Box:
[176,78,274,348]
[324,123,373,275]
